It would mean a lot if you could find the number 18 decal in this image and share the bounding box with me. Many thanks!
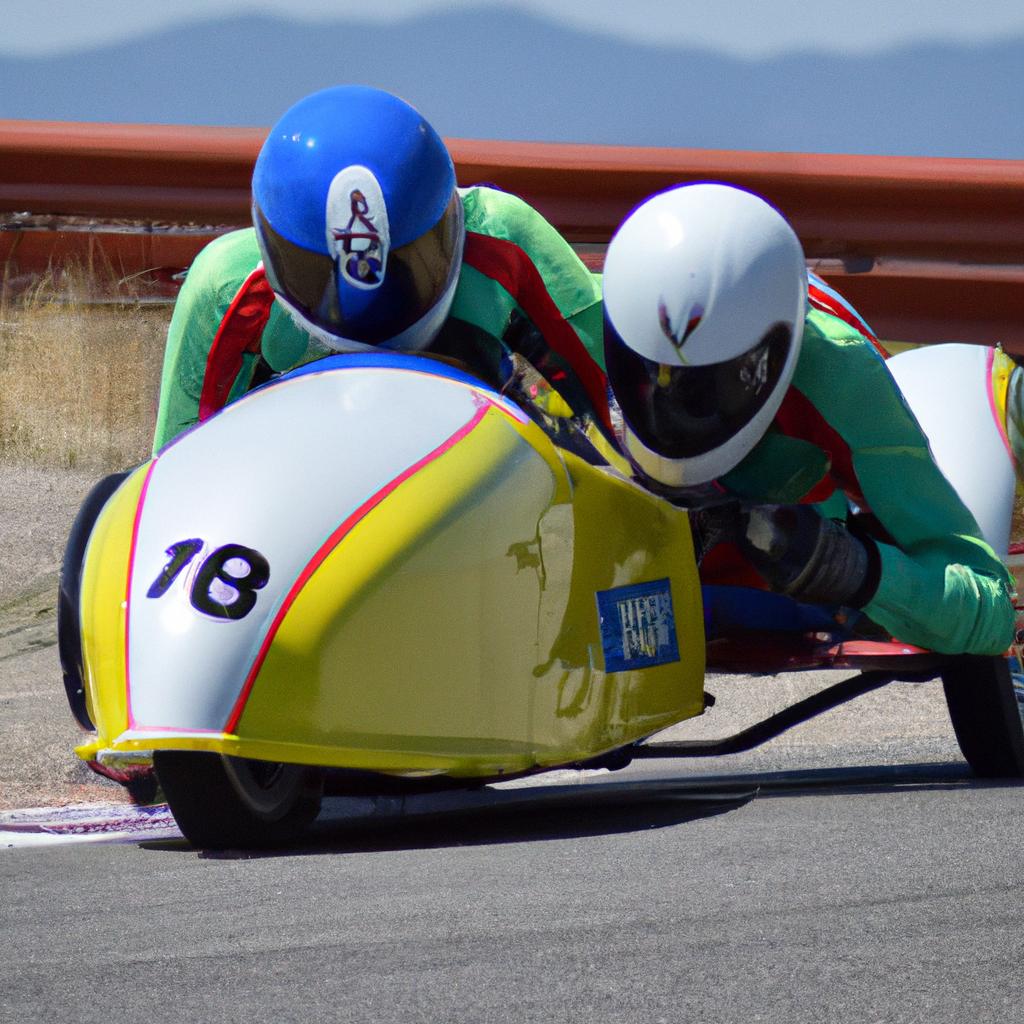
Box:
[147,539,270,621]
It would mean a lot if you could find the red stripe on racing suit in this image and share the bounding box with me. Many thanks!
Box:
[807,272,889,360]
[462,231,613,433]
[198,265,276,422]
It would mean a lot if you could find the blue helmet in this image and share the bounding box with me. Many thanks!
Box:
[252,85,465,351]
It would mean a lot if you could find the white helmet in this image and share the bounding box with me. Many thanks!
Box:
[603,183,807,490]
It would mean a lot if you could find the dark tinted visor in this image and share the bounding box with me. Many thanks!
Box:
[604,314,793,459]
[254,193,462,344]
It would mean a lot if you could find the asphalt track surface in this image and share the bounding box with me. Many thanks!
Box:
[3,756,1024,1024]
[4,464,1024,1022]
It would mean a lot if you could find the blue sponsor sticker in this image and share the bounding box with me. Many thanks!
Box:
[596,578,680,672]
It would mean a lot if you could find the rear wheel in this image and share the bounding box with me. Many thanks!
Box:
[154,751,323,849]
[941,655,1024,778]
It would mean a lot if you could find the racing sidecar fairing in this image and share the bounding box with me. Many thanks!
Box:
[60,344,1024,848]
[70,352,707,782]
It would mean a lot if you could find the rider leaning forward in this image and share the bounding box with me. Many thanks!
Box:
[152,84,1015,658]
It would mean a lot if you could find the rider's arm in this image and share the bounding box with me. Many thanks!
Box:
[795,313,1015,655]
[566,286,605,371]
[153,233,242,451]
[456,187,605,365]
[445,187,611,442]
[152,229,308,452]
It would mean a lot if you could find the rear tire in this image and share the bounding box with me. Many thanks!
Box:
[941,655,1024,778]
[154,751,323,849]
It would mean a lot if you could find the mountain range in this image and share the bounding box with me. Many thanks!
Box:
[0,10,1021,158]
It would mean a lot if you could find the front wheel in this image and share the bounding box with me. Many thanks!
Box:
[154,751,323,849]
[941,655,1024,778]
[58,471,130,730]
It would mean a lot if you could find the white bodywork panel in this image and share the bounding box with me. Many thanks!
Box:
[127,365,516,731]
[887,343,1014,556]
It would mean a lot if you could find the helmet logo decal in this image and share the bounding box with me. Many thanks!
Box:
[658,297,704,357]
[326,166,391,291]
[337,190,382,284]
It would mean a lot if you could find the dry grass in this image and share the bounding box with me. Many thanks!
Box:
[0,271,170,471]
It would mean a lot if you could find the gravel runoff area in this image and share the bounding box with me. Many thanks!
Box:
[0,462,112,810]
[0,461,967,813]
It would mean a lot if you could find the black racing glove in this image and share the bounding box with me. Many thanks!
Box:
[692,502,880,608]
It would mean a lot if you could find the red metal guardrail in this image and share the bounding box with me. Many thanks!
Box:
[1,120,1022,348]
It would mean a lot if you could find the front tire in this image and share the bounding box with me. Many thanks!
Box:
[58,471,130,730]
[941,655,1024,778]
[154,751,323,849]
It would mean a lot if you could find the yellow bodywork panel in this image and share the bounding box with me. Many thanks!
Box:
[531,450,705,761]
[75,463,151,758]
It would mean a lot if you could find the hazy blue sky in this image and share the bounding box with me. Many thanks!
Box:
[6,0,1024,57]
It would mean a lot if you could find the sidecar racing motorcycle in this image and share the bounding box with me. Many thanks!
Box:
[58,345,1024,848]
